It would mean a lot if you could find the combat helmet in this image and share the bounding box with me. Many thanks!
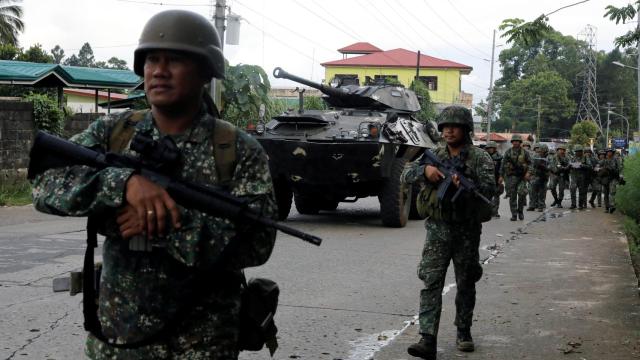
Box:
[573,145,584,152]
[436,106,473,132]
[556,143,567,150]
[523,140,531,148]
[532,143,541,150]
[486,141,498,149]
[134,10,225,79]
[511,134,523,143]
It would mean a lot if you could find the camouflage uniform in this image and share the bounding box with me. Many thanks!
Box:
[530,146,549,211]
[569,146,593,209]
[600,150,620,212]
[485,142,502,217]
[500,142,532,220]
[548,148,570,207]
[403,144,495,338]
[32,111,277,358]
[403,106,495,359]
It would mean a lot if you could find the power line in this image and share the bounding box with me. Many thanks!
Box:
[243,20,316,63]
[420,0,491,59]
[289,1,359,41]
[115,0,209,6]
[354,0,415,50]
[445,0,492,41]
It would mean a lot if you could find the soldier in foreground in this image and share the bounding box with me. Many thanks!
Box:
[548,144,570,207]
[402,106,495,359]
[485,141,503,217]
[499,134,532,221]
[30,10,277,359]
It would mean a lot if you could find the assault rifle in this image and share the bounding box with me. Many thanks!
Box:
[27,131,322,246]
[418,150,491,205]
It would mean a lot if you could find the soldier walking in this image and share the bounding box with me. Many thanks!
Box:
[589,150,605,207]
[485,141,503,217]
[530,144,550,211]
[402,106,495,360]
[600,148,620,213]
[569,145,593,209]
[499,135,532,221]
[548,144,570,207]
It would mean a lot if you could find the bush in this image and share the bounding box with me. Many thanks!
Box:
[0,177,32,206]
[617,154,640,222]
[24,92,64,135]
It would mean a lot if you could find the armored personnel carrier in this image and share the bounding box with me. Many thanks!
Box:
[254,67,438,227]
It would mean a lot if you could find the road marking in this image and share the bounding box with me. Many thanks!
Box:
[346,282,456,360]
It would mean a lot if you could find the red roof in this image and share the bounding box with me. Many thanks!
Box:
[474,132,508,142]
[338,42,383,54]
[322,48,473,73]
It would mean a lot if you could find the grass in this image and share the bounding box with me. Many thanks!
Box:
[0,178,33,206]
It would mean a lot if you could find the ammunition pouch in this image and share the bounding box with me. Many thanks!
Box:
[238,278,279,355]
[416,183,492,223]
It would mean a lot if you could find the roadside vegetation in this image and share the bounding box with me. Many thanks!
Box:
[617,155,640,282]
[0,177,31,206]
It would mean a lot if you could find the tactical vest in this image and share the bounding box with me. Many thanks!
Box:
[416,147,493,223]
[505,148,527,176]
[108,109,237,185]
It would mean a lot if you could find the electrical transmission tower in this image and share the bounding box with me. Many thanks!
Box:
[575,25,602,133]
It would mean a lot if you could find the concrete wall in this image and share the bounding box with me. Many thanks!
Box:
[64,113,103,139]
[0,101,34,178]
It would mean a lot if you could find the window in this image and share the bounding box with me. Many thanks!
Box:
[333,74,359,86]
[419,76,438,91]
[373,74,398,84]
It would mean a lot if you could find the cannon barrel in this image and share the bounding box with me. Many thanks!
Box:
[273,67,348,98]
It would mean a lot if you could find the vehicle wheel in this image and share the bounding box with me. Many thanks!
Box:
[294,194,320,215]
[379,158,412,227]
[317,198,339,211]
[409,183,427,220]
[274,179,292,221]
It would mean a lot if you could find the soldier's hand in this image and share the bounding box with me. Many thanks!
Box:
[125,174,181,239]
[451,173,461,188]
[424,165,445,183]
[117,205,144,239]
[498,176,504,185]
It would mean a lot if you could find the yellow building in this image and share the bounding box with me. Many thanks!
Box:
[321,42,472,106]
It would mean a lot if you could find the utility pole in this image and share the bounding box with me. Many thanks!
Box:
[536,95,542,142]
[486,29,496,145]
[210,0,226,105]
[606,102,611,148]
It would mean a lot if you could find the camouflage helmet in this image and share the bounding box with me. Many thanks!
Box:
[134,10,225,79]
[598,149,606,155]
[436,106,473,132]
[486,141,498,149]
[540,144,549,153]
[532,143,541,150]
[511,134,523,142]
[573,145,584,152]
[606,147,615,153]
[523,141,531,147]
[556,143,567,150]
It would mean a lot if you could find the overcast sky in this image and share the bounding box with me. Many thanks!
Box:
[19,0,637,105]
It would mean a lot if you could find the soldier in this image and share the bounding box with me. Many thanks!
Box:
[589,150,605,207]
[30,10,277,359]
[499,134,532,221]
[601,148,620,213]
[526,143,542,211]
[485,141,503,217]
[403,106,495,360]
[548,144,570,207]
[569,145,593,209]
[530,144,550,211]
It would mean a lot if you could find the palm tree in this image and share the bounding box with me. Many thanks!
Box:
[0,0,23,46]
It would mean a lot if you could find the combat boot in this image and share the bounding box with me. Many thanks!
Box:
[570,204,576,209]
[408,334,437,359]
[456,327,475,352]
[518,211,524,220]
[510,214,517,221]
[526,206,535,211]
[609,207,616,214]
[589,199,595,208]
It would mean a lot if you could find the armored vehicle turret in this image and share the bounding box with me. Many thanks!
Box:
[253,67,439,227]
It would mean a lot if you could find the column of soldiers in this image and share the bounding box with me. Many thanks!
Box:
[487,140,623,216]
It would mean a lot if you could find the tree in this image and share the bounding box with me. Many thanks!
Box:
[0,0,23,46]
[64,54,80,66]
[569,120,599,147]
[51,45,64,64]
[221,63,272,128]
[0,43,19,60]
[410,79,437,122]
[17,43,53,63]
[604,2,640,48]
[95,57,129,70]
[77,42,95,67]
[499,70,575,136]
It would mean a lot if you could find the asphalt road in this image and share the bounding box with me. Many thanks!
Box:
[1,195,638,359]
